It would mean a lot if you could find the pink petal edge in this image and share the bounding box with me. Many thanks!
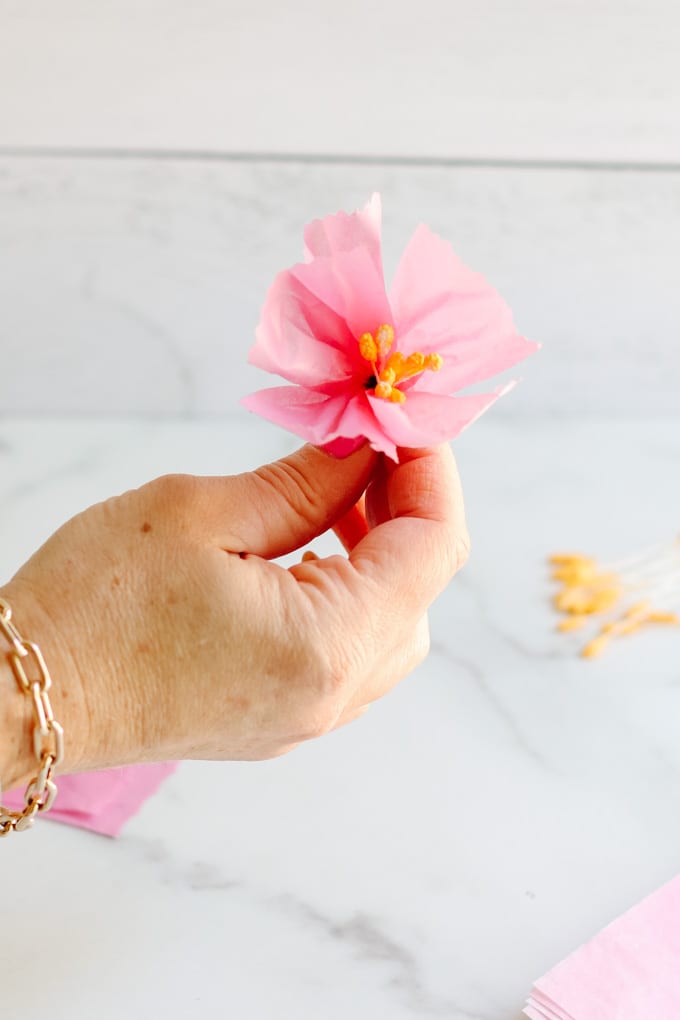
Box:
[389,223,539,391]
[242,387,398,459]
[304,193,383,275]
[290,246,393,342]
[249,270,358,388]
[368,384,514,449]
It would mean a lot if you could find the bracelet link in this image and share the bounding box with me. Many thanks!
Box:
[0,605,25,658]
[10,640,51,694]
[0,596,63,835]
[33,719,65,768]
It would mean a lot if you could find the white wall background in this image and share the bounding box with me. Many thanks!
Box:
[1,1,679,417]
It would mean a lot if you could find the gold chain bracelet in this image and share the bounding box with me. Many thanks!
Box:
[0,596,64,835]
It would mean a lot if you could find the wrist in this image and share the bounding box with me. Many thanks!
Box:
[0,581,89,791]
[0,637,33,792]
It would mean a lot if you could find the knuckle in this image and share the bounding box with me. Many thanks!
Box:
[412,617,431,667]
[146,473,205,522]
[253,460,320,527]
[300,710,336,741]
[295,642,353,741]
[450,528,471,574]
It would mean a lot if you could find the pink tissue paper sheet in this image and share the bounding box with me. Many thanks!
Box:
[524,874,680,1019]
[4,763,178,837]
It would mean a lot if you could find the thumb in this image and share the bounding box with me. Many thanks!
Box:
[211,443,377,559]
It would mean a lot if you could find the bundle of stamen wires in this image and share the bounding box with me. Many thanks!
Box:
[550,536,680,657]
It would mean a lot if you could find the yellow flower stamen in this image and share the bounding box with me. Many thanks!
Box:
[375,324,394,355]
[359,332,378,362]
[357,325,444,403]
[425,353,444,372]
[581,635,611,659]
[385,351,406,375]
[403,352,425,377]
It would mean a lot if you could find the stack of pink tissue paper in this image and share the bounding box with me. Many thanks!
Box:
[525,875,680,1019]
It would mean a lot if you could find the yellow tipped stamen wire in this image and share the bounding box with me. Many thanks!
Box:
[550,553,592,566]
[552,562,599,584]
[549,540,680,657]
[581,635,611,659]
[357,327,444,402]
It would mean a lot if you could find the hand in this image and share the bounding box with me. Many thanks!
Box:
[0,442,469,787]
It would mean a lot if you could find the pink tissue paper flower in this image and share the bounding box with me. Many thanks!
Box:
[243,194,539,461]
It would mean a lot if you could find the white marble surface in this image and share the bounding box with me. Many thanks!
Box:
[3,156,680,417]
[1,1,680,162]
[1,412,679,1019]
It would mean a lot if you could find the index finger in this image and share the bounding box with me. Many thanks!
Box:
[348,444,469,618]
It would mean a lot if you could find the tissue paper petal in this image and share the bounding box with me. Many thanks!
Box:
[289,246,392,342]
[249,272,357,388]
[367,387,511,448]
[389,223,539,392]
[304,192,383,272]
[242,385,397,459]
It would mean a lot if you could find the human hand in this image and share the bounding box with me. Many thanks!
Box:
[0,443,469,788]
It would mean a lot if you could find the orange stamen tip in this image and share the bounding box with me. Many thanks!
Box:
[406,352,425,373]
[374,381,393,399]
[379,367,396,385]
[388,388,406,404]
[557,616,588,632]
[649,611,680,625]
[582,636,609,658]
[552,564,597,583]
[424,352,444,371]
[554,590,595,613]
[359,332,378,362]
[549,553,593,566]
[375,324,394,353]
[590,587,622,612]
[386,351,406,373]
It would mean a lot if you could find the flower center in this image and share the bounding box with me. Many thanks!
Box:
[358,324,443,403]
